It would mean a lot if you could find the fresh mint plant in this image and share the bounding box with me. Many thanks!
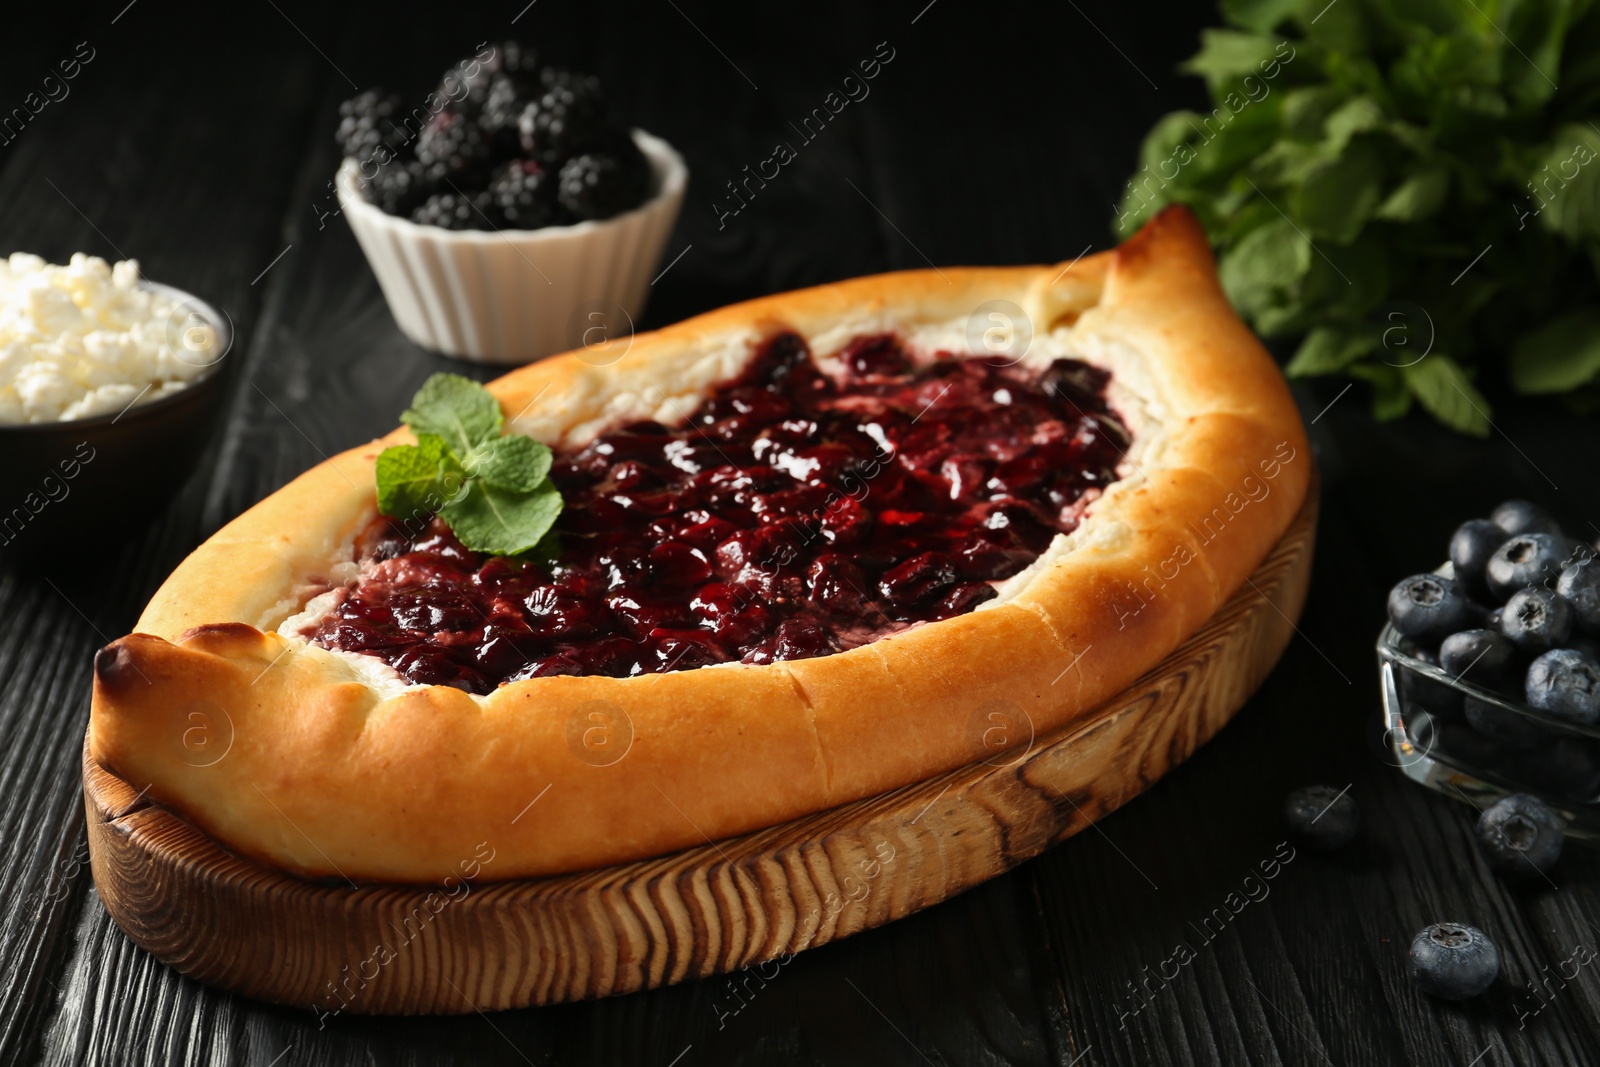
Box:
[375,373,562,556]
[1117,0,1600,433]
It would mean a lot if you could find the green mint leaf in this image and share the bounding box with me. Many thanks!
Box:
[1286,327,1376,377]
[1350,363,1413,422]
[1401,356,1492,437]
[462,434,553,492]
[1219,217,1312,316]
[1375,167,1450,222]
[1495,0,1571,108]
[401,373,504,456]
[1321,97,1385,154]
[1281,86,1346,142]
[1531,124,1600,241]
[1511,309,1600,394]
[1291,140,1383,242]
[375,433,467,520]
[439,479,563,557]
[1217,0,1303,34]
[1180,30,1284,89]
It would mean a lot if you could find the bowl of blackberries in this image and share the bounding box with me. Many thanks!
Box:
[333,41,687,364]
[1379,498,1600,837]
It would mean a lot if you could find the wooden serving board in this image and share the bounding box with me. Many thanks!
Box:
[84,480,1317,1016]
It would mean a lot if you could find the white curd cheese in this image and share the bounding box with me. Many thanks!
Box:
[0,253,221,423]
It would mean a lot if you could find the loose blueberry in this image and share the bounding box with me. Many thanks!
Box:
[1408,923,1500,999]
[1557,558,1600,633]
[1501,586,1574,653]
[1487,533,1576,600]
[1388,574,1474,644]
[1525,647,1600,725]
[1283,785,1359,849]
[1464,695,1548,752]
[1450,519,1510,601]
[1439,629,1515,683]
[1491,499,1562,538]
[1475,793,1564,875]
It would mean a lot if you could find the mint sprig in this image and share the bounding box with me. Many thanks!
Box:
[376,373,563,556]
[1117,0,1600,433]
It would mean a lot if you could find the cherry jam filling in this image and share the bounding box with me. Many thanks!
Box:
[306,331,1130,693]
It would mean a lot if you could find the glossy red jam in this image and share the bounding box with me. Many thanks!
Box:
[306,331,1129,692]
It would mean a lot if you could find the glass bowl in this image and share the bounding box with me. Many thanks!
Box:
[1378,584,1600,841]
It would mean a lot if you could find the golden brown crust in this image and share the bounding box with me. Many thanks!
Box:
[90,206,1309,883]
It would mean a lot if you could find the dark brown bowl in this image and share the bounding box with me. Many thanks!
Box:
[0,283,234,559]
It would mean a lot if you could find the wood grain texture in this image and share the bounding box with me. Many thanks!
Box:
[82,483,1317,1015]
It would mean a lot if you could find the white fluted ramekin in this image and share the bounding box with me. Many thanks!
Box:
[337,130,687,364]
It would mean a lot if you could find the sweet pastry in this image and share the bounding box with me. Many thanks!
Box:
[89,206,1310,884]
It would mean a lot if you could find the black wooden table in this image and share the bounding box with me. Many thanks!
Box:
[4,2,1599,1064]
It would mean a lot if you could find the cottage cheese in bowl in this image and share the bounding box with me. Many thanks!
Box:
[0,253,223,424]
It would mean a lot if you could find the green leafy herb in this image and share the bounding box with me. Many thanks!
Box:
[374,433,465,520]
[402,373,504,456]
[1118,0,1600,433]
[375,374,562,556]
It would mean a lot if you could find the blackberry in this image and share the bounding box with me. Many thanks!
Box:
[411,191,502,231]
[437,62,493,117]
[482,72,541,159]
[336,89,408,162]
[437,43,537,117]
[488,40,540,77]
[518,70,611,165]
[362,160,437,216]
[558,145,651,221]
[415,110,494,185]
[488,160,566,229]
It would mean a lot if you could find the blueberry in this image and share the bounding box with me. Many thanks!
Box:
[1491,499,1562,537]
[1507,740,1600,801]
[1403,706,1440,750]
[1464,695,1548,752]
[1501,587,1574,653]
[1487,533,1576,600]
[1283,785,1359,849]
[1475,793,1563,875]
[1558,558,1600,633]
[1439,629,1515,683]
[1525,648,1600,725]
[1568,636,1600,660]
[1450,519,1510,601]
[1404,667,1462,716]
[1434,718,1506,768]
[1408,923,1500,999]
[1388,574,1473,644]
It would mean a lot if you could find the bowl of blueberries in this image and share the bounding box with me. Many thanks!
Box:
[1380,498,1600,838]
[333,41,687,364]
